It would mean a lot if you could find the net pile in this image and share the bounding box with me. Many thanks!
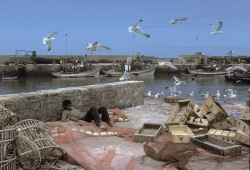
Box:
[46,108,175,169]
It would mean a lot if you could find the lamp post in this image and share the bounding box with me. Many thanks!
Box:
[65,33,67,57]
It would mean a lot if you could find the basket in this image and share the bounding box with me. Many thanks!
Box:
[14,119,52,136]
[0,106,11,130]
[0,126,17,144]
[0,154,16,170]
[16,135,41,170]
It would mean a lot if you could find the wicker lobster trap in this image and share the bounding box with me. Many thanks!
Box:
[0,126,17,170]
[15,119,64,169]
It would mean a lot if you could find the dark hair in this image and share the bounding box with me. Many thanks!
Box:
[62,99,72,110]
[98,106,110,125]
[84,106,101,127]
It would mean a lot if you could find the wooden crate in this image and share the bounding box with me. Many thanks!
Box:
[190,134,241,156]
[192,104,204,118]
[240,114,250,120]
[165,99,195,127]
[168,125,194,143]
[211,118,238,130]
[207,129,240,144]
[236,119,250,136]
[235,129,250,146]
[134,123,163,142]
[201,98,228,122]
[186,117,209,127]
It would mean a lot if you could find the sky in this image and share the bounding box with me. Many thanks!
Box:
[0,0,250,58]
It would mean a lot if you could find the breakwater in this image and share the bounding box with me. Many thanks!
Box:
[0,81,144,122]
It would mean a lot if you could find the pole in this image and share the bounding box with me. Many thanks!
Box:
[132,34,135,56]
[66,33,67,57]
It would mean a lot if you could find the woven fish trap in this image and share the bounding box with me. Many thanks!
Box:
[0,106,11,130]
[0,154,16,170]
[14,119,52,137]
[0,126,17,144]
[7,112,19,127]
[16,135,41,170]
[0,140,16,161]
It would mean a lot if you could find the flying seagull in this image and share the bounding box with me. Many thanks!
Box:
[43,32,57,51]
[128,19,150,38]
[86,41,111,54]
[170,17,187,25]
[209,21,223,35]
[173,76,185,86]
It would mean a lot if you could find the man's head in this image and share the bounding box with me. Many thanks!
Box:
[63,99,73,110]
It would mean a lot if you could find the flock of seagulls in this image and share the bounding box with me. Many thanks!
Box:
[43,17,223,51]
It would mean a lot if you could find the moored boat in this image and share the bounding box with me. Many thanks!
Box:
[130,68,155,76]
[188,70,227,75]
[102,70,123,77]
[51,70,99,78]
[2,76,18,80]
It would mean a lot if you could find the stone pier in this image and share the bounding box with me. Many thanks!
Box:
[0,81,145,122]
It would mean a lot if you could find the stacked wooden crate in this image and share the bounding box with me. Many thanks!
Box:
[165,99,195,127]
[200,97,228,123]
[235,115,250,146]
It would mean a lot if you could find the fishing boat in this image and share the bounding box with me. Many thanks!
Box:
[2,76,18,80]
[225,70,250,83]
[51,70,99,78]
[130,68,155,76]
[102,70,123,77]
[188,70,227,76]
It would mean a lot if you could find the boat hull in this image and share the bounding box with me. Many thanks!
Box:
[130,68,155,76]
[51,70,99,78]
[2,76,18,80]
[188,70,227,75]
[102,70,122,77]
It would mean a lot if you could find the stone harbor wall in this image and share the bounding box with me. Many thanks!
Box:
[0,81,144,122]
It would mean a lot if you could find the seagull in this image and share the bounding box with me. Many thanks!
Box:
[145,91,152,97]
[224,89,237,101]
[170,85,182,96]
[170,17,187,25]
[209,21,223,35]
[173,76,185,86]
[199,92,209,99]
[158,61,178,70]
[211,90,220,101]
[119,71,132,81]
[128,19,150,38]
[86,41,111,54]
[43,32,57,51]
[189,91,194,98]
[154,91,164,99]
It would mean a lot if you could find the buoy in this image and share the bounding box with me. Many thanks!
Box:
[107,132,113,136]
[100,132,107,136]
[86,131,93,136]
[71,128,78,132]
[118,118,124,122]
[79,129,85,133]
[93,132,100,137]
[114,132,117,135]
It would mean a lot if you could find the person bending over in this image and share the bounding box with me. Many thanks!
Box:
[62,99,110,127]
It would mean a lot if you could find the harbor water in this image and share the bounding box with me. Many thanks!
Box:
[0,74,249,104]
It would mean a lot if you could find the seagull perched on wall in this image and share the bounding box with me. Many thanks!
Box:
[86,41,111,54]
[209,21,223,35]
[128,19,150,38]
[170,17,187,25]
[43,32,57,51]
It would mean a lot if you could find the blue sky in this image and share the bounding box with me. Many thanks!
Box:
[0,0,250,58]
